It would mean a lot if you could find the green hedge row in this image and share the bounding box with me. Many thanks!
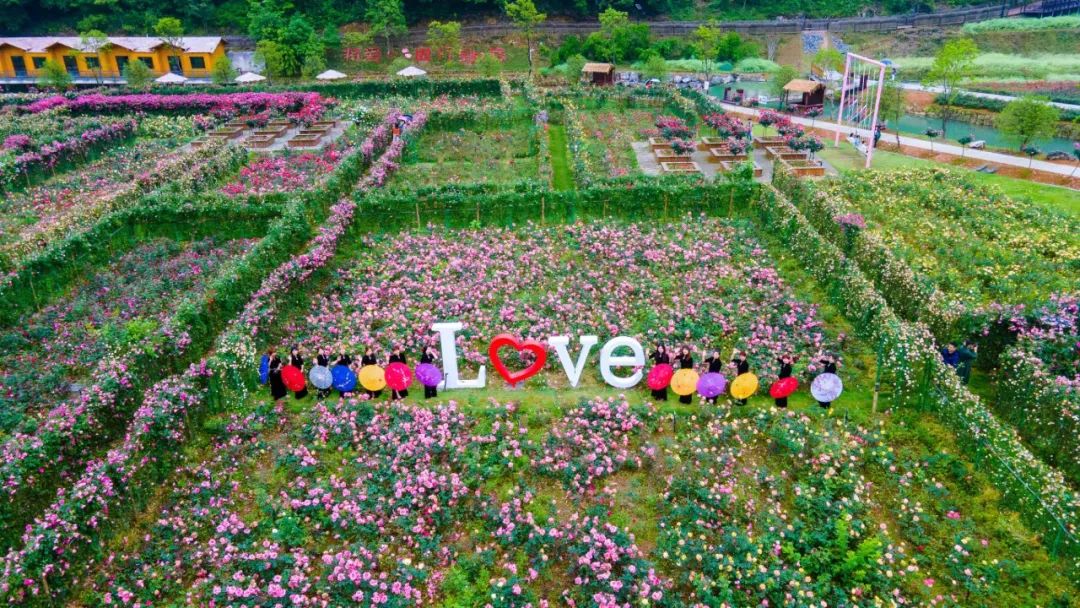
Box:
[757,170,1080,570]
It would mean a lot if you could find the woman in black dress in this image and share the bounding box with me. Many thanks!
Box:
[817,354,839,409]
[315,348,331,399]
[388,345,409,401]
[648,344,670,402]
[268,349,287,403]
[420,345,438,399]
[358,348,382,400]
[703,349,724,405]
[289,346,309,400]
[676,346,694,404]
[774,354,793,409]
[732,351,750,405]
[334,351,354,397]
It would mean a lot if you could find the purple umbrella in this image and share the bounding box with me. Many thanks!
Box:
[697,372,727,398]
[415,363,443,388]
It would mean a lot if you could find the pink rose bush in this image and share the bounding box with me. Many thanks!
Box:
[221,145,346,197]
[24,92,328,121]
[0,119,137,192]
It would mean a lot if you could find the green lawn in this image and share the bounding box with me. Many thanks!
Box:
[548,124,574,191]
[818,141,1080,216]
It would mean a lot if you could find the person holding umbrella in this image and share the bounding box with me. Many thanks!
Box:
[388,345,409,401]
[732,351,750,405]
[420,344,438,399]
[315,347,332,399]
[817,354,839,409]
[268,348,287,405]
[676,346,694,404]
[360,347,381,400]
[289,346,308,400]
[703,349,724,405]
[649,344,671,401]
[774,354,793,409]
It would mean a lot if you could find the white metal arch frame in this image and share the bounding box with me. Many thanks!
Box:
[833,52,887,169]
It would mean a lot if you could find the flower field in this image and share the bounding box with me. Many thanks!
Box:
[0,84,1078,605]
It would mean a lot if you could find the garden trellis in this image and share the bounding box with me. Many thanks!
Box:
[833,52,886,169]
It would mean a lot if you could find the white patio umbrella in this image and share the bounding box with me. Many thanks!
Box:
[315,69,347,81]
[155,72,188,84]
[235,71,267,83]
[395,65,427,77]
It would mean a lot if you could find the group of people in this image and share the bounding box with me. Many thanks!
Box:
[941,341,978,385]
[265,344,441,404]
[648,344,840,409]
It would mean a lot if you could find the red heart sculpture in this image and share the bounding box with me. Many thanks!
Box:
[488,333,548,385]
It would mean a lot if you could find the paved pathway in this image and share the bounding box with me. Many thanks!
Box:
[899,82,1080,112]
[716,100,1080,177]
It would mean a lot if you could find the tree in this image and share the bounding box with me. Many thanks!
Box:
[38,59,72,90]
[1022,145,1040,168]
[922,37,978,138]
[210,55,237,85]
[153,17,185,74]
[477,52,502,78]
[248,0,286,41]
[925,127,940,154]
[505,0,546,77]
[642,54,668,80]
[79,29,111,83]
[876,78,906,148]
[255,39,289,78]
[426,21,462,66]
[367,0,406,57]
[692,21,720,84]
[565,54,587,85]
[123,59,153,89]
[996,96,1060,151]
[301,48,326,79]
[957,134,973,159]
[811,47,843,82]
[769,65,797,98]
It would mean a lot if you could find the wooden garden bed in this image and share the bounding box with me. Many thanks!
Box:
[649,137,673,153]
[720,160,763,177]
[780,158,826,177]
[288,134,324,148]
[707,148,750,163]
[753,136,787,149]
[764,146,809,161]
[257,124,289,138]
[698,136,728,151]
[655,148,693,162]
[211,126,245,140]
[248,134,278,149]
[660,161,701,174]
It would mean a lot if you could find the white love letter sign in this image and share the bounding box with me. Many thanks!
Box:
[599,336,645,389]
[431,322,486,389]
[548,335,598,388]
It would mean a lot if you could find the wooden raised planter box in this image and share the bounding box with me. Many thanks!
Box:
[698,136,727,151]
[649,137,673,153]
[257,124,289,138]
[720,160,763,178]
[655,148,693,162]
[248,134,278,149]
[267,119,291,127]
[753,136,787,149]
[311,120,337,129]
[707,148,749,163]
[211,126,246,140]
[765,146,809,161]
[660,161,701,174]
[288,134,323,148]
[298,128,329,137]
[782,158,826,177]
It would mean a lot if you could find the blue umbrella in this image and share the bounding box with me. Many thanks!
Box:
[258,354,270,385]
[331,364,357,392]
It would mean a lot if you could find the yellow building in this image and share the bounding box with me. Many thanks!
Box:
[0,36,226,84]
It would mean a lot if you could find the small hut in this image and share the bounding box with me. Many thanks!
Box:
[782,79,826,112]
[582,62,615,85]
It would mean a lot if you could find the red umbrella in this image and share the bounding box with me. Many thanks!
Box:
[282,365,306,392]
[769,376,799,399]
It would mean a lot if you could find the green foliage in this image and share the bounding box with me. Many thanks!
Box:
[642,53,668,80]
[476,52,502,78]
[922,37,979,137]
[366,0,406,55]
[210,55,236,85]
[565,54,587,84]
[812,47,844,75]
[255,39,289,78]
[37,59,72,90]
[122,59,153,89]
[769,65,797,97]
[963,15,1080,34]
[426,20,462,66]
[388,56,411,76]
[994,96,1062,149]
[692,20,721,80]
[504,0,546,75]
[300,48,326,80]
